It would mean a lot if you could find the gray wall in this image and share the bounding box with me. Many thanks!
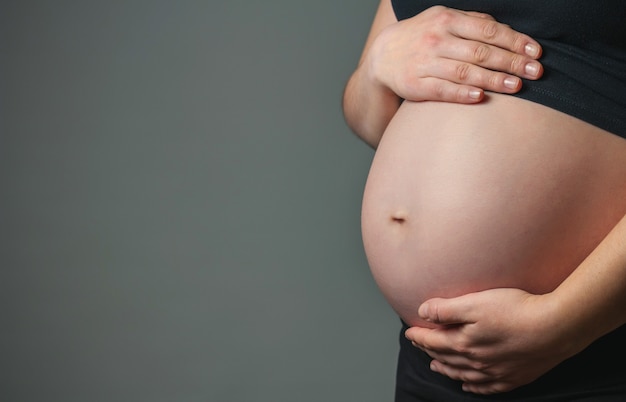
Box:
[1,1,401,401]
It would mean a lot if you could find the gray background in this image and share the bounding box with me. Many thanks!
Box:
[2,1,401,401]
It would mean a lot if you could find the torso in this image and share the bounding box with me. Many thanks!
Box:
[361,94,626,327]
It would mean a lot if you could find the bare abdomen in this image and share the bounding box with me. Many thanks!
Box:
[361,94,626,327]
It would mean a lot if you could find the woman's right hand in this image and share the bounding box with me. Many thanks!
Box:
[365,5,543,103]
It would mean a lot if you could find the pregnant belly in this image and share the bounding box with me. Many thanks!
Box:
[362,94,626,327]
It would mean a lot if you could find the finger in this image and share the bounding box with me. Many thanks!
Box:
[421,349,477,369]
[458,10,496,21]
[418,295,479,325]
[442,39,543,81]
[430,360,493,384]
[402,76,485,103]
[405,325,464,353]
[446,9,542,59]
[421,58,527,94]
[462,381,515,395]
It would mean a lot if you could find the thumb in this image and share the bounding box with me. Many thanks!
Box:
[418,295,477,325]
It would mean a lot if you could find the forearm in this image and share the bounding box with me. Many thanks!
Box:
[342,64,401,148]
[342,0,401,148]
[549,212,626,351]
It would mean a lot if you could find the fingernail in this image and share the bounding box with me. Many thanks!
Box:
[525,62,539,77]
[469,89,482,99]
[525,43,539,57]
[503,77,519,89]
[418,302,429,317]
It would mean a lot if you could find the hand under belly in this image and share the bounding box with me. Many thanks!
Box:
[361,94,626,327]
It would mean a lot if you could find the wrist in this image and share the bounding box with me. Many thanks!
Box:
[540,291,598,358]
[362,27,403,100]
[360,50,398,104]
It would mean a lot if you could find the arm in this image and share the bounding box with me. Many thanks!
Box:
[550,212,626,345]
[342,1,543,148]
[405,213,626,394]
[342,0,401,148]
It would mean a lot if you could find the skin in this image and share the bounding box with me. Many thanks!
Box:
[343,0,626,396]
[405,215,626,394]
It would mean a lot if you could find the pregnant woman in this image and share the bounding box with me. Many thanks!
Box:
[343,1,626,400]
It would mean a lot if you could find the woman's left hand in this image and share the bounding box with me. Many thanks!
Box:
[404,288,580,394]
